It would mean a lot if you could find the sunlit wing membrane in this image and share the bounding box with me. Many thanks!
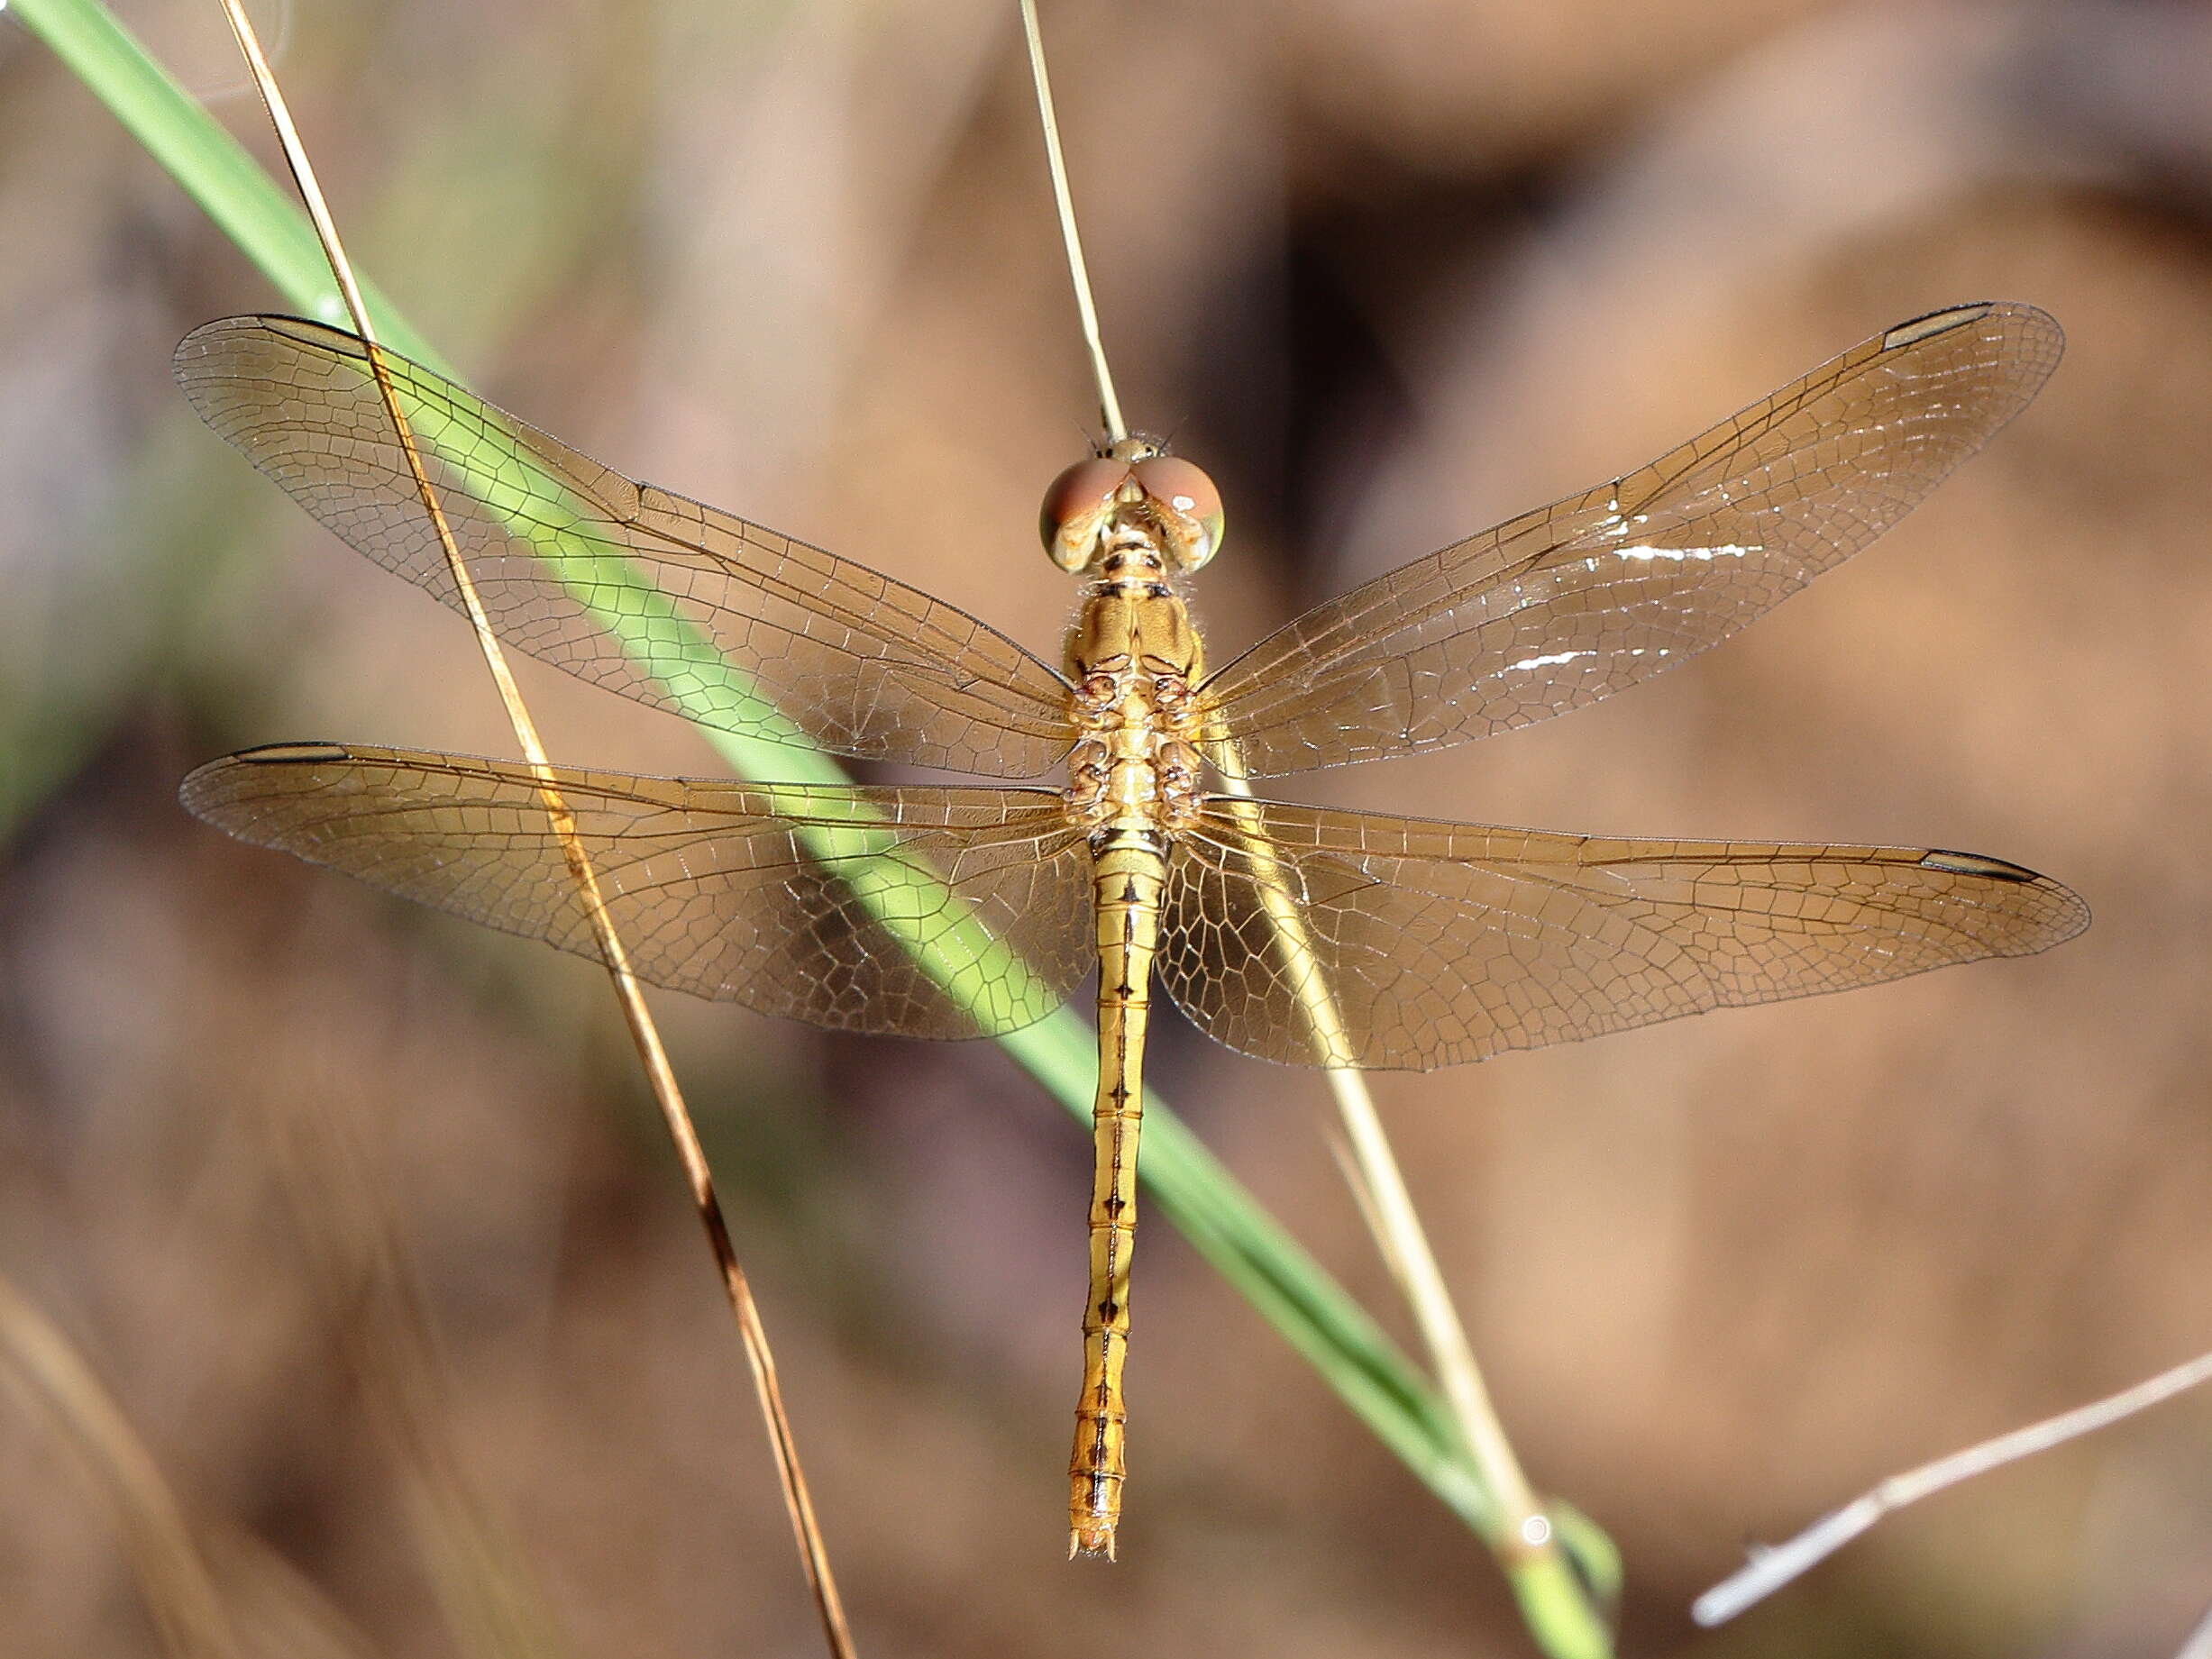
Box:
[180,743,1095,1038]
[1157,797,2088,1070]
[1196,302,2063,778]
[174,317,1075,779]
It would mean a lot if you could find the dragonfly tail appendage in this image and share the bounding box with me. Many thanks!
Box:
[1068,837,1165,1560]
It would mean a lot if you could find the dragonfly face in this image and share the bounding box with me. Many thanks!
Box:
[174,300,2087,1558]
[1041,438,1223,574]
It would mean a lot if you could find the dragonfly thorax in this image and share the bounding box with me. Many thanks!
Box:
[1064,579,1207,837]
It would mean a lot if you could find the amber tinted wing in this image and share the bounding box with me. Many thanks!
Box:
[182,743,1094,1038]
[1158,798,2086,1070]
[174,316,1074,778]
[1198,303,2062,777]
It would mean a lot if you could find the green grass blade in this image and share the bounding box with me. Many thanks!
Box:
[14,3,1621,1646]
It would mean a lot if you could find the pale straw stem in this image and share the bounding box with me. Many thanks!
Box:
[0,1269,241,1659]
[1321,1068,1544,1526]
[2179,1599,2212,1659]
[1213,770,1547,1544]
[1017,0,1584,1619]
[1695,1346,2212,1626]
[1019,0,1126,443]
[212,5,855,1651]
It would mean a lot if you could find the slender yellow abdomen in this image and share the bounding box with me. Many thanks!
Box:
[1068,831,1167,1558]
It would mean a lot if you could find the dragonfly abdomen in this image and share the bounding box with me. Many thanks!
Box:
[1069,828,1168,1559]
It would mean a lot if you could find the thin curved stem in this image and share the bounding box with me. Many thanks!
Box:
[1696,1346,2212,1626]
[208,4,854,1651]
[1019,0,1125,443]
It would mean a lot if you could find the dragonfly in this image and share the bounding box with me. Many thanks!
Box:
[176,298,2086,1558]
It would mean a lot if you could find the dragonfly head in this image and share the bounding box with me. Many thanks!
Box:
[1041,437,1223,576]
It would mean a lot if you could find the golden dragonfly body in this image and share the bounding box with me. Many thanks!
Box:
[1054,458,1213,1553]
[178,299,2087,1557]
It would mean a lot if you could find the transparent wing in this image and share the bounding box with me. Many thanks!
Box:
[1197,303,2062,777]
[181,743,1095,1039]
[1158,798,2087,1070]
[174,316,1075,779]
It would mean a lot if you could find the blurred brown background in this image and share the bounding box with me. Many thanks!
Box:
[3,0,2209,1654]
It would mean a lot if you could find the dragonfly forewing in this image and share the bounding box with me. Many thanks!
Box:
[175,316,1076,779]
[177,295,2086,1562]
[181,743,1096,1038]
[1197,301,2064,777]
[1158,797,2089,1070]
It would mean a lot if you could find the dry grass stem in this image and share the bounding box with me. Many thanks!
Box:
[1696,1347,2212,1625]
[1213,753,1582,1621]
[1018,0,1584,1613]
[210,4,855,1650]
[1019,0,1125,443]
[1319,1066,1545,1532]
[2178,1599,2212,1659]
[260,1087,571,1659]
[0,1269,242,1659]
[0,1264,388,1659]
[201,1530,388,1659]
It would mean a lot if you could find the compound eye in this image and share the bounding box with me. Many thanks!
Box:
[1132,455,1224,570]
[1040,457,1132,571]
